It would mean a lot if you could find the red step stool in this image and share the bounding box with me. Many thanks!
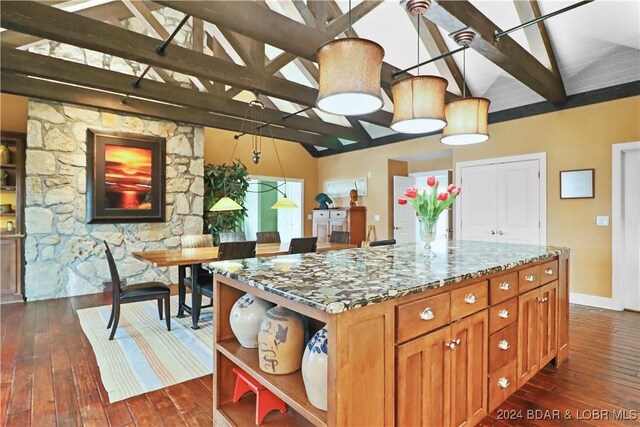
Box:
[232,367,287,424]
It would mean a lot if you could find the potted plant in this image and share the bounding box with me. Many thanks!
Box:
[397,176,461,255]
[203,161,249,245]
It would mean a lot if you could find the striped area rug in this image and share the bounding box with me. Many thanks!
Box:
[77,295,213,403]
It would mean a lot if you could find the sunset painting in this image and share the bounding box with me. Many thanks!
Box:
[104,145,153,210]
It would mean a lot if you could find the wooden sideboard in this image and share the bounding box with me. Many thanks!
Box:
[213,252,569,426]
[311,207,366,247]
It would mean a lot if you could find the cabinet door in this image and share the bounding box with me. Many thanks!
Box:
[517,288,540,387]
[0,239,19,299]
[539,281,558,367]
[450,310,488,427]
[329,219,347,234]
[397,326,451,427]
[315,220,330,244]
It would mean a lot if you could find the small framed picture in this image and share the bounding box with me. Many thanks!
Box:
[560,169,594,199]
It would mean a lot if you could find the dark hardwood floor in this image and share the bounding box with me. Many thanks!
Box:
[1,291,639,426]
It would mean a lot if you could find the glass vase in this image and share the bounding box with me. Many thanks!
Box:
[419,216,439,256]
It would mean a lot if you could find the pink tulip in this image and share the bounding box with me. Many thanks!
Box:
[426,176,436,187]
[447,184,456,193]
[451,187,461,196]
[397,197,408,205]
[437,192,449,201]
[405,187,418,199]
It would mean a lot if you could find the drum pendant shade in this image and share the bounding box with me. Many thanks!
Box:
[316,38,385,116]
[441,97,491,145]
[391,76,448,133]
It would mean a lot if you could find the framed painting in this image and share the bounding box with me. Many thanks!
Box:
[560,169,595,199]
[86,130,166,223]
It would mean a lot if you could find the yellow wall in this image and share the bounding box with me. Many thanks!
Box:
[0,94,28,228]
[318,96,640,298]
[203,128,319,236]
[408,157,453,174]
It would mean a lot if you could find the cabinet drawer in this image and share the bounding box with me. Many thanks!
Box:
[489,360,517,412]
[489,298,518,334]
[540,260,558,285]
[330,210,347,219]
[396,293,450,343]
[313,210,329,219]
[451,281,488,321]
[519,265,541,293]
[489,323,518,373]
[490,272,518,304]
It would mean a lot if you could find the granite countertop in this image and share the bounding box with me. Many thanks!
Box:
[206,240,569,314]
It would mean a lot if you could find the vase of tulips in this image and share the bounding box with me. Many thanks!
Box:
[397,176,461,256]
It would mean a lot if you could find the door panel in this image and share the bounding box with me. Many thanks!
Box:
[315,220,329,244]
[539,281,558,367]
[622,149,640,310]
[496,160,541,245]
[450,310,488,427]
[394,176,417,244]
[517,288,540,387]
[397,326,451,427]
[460,165,498,242]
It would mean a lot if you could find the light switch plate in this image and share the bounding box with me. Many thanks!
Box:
[596,216,609,226]
[307,214,312,220]
[374,214,380,222]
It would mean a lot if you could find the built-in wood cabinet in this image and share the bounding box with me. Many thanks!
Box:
[312,207,366,246]
[0,236,23,303]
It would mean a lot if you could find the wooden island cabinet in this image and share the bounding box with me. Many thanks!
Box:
[209,241,570,427]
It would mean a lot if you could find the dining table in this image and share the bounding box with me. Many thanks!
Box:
[132,241,357,328]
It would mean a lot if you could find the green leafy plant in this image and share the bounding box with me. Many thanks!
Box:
[203,161,249,245]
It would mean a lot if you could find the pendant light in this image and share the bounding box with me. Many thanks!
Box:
[391,0,448,134]
[316,0,385,116]
[268,125,298,210]
[441,30,491,145]
[209,196,243,212]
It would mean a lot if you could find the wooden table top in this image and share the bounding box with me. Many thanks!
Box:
[132,241,357,267]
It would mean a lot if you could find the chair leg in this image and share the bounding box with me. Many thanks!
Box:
[164,294,171,332]
[157,298,163,320]
[107,305,115,329]
[191,264,201,330]
[108,304,120,340]
[177,265,186,318]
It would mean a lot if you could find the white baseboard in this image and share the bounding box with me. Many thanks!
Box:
[570,292,622,311]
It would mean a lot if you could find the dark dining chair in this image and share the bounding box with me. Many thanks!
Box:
[177,234,214,318]
[256,231,281,244]
[219,231,247,243]
[369,239,396,247]
[104,241,171,340]
[288,237,318,254]
[329,231,351,244]
[190,240,257,329]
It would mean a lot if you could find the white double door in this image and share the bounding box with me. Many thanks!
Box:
[458,159,543,245]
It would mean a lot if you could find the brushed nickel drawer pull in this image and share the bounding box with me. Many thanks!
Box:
[538,296,548,303]
[497,377,510,389]
[419,307,435,321]
[545,268,554,275]
[498,339,510,350]
[525,274,536,282]
[498,309,510,319]
[464,293,478,304]
[499,282,511,291]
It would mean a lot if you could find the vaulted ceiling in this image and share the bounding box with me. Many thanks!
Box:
[1,0,638,157]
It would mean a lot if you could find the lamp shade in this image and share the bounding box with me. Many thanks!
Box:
[272,196,298,209]
[209,196,243,212]
[316,38,385,116]
[391,75,448,133]
[441,97,491,145]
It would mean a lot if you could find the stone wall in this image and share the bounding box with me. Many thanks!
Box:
[24,100,205,300]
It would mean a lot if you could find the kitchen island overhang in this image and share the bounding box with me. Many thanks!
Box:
[208,241,570,427]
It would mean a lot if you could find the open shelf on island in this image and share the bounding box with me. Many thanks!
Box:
[0,186,16,191]
[218,393,313,427]
[217,337,327,427]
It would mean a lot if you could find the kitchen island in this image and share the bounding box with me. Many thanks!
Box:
[208,240,570,427]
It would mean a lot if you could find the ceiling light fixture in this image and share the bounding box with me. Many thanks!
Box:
[391,0,447,134]
[316,0,385,116]
[441,30,491,145]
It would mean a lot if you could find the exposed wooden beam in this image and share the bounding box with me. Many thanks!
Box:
[425,0,567,103]
[0,1,162,48]
[0,49,354,146]
[513,0,563,80]
[120,0,215,93]
[0,72,341,148]
[402,10,471,96]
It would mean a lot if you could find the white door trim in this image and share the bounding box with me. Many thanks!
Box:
[454,152,547,245]
[611,141,640,311]
[248,174,305,237]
